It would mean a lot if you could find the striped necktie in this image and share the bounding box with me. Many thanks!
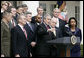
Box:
[23,28,27,39]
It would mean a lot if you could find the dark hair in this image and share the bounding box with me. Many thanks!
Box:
[6,6,15,13]
[21,4,27,7]
[16,5,22,9]
[68,17,77,28]
[37,6,43,12]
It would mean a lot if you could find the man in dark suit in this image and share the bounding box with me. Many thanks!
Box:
[49,19,63,57]
[21,4,28,14]
[52,8,66,38]
[24,12,37,57]
[52,8,66,56]
[36,14,55,57]
[6,6,18,30]
[31,6,43,24]
[11,14,29,57]
[15,5,24,22]
[1,11,13,57]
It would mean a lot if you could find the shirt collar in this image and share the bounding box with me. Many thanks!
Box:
[27,21,30,24]
[18,24,24,30]
[53,16,58,19]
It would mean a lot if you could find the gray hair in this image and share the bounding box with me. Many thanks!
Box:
[44,14,51,19]
[17,14,25,23]
[25,11,32,16]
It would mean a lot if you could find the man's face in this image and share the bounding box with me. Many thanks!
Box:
[50,20,56,28]
[2,3,8,10]
[53,9,61,18]
[24,7,28,12]
[7,13,13,22]
[44,16,51,25]
[17,7,23,14]
[11,8,16,16]
[36,15,41,23]
[37,8,43,16]
[26,14,32,22]
[20,16,27,25]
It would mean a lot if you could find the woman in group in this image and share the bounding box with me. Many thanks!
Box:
[65,17,82,57]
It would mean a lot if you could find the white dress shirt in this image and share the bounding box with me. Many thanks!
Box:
[18,24,24,31]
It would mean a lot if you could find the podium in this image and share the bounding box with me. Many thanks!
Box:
[47,37,80,57]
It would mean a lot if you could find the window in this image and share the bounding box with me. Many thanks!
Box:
[75,6,80,27]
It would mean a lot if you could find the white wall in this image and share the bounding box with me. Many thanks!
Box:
[22,1,39,16]
[80,1,83,44]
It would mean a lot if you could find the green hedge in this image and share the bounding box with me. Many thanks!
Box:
[81,44,83,57]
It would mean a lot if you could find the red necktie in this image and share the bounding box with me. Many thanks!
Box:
[47,25,50,29]
[23,28,27,39]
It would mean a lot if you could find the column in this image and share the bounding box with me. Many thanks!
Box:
[80,1,83,44]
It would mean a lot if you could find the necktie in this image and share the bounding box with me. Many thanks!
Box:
[12,19,16,27]
[23,28,27,39]
[47,25,50,29]
[29,23,33,32]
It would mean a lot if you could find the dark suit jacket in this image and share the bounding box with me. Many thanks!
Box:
[31,16,36,23]
[11,25,29,57]
[9,18,18,30]
[58,18,66,37]
[24,23,37,45]
[50,27,63,56]
[36,23,54,56]
[1,20,11,57]
[24,22,37,57]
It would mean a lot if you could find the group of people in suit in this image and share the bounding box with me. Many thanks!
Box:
[1,1,82,57]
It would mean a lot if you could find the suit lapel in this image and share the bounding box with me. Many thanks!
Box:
[42,23,47,31]
[27,23,34,32]
[17,25,27,40]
